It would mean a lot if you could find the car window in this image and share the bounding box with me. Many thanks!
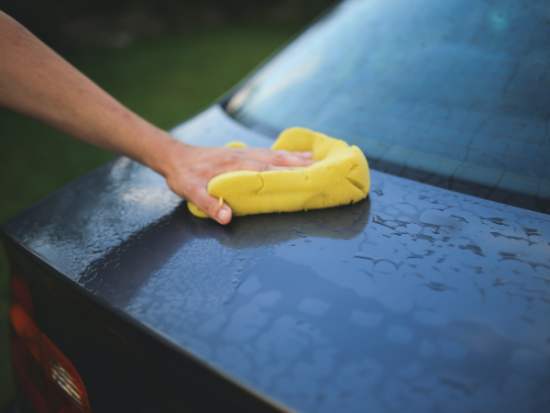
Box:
[227,0,550,213]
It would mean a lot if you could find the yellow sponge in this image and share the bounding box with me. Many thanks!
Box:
[188,127,370,218]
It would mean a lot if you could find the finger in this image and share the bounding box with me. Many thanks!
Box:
[259,164,295,172]
[226,148,314,169]
[270,153,316,167]
[217,204,232,225]
[294,151,313,159]
[251,150,315,167]
[193,189,233,225]
[221,160,293,174]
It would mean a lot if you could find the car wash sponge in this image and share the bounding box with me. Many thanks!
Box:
[188,127,370,218]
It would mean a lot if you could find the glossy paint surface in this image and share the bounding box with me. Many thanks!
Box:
[3,106,550,412]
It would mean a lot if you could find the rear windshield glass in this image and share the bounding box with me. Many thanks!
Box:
[227,0,550,213]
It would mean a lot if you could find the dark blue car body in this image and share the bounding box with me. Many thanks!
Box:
[3,0,550,412]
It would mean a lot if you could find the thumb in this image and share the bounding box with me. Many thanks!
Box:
[195,192,233,225]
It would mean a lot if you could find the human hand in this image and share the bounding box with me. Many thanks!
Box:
[0,11,312,224]
[159,139,315,225]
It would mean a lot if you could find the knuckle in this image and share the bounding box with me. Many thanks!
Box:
[227,154,241,164]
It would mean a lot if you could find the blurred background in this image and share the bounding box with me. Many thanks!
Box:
[0,0,335,407]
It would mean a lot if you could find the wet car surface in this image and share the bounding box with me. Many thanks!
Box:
[2,0,550,412]
[4,105,550,412]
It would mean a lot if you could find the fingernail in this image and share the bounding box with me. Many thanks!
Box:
[218,208,230,224]
[301,151,313,158]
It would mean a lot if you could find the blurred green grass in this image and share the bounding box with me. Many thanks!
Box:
[0,24,299,408]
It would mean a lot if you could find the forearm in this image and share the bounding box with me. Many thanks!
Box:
[0,11,176,175]
[0,11,314,224]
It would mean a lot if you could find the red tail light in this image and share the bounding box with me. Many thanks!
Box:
[9,275,92,413]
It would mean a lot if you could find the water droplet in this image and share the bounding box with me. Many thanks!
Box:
[372,215,397,230]
[482,217,508,226]
[424,282,457,292]
[450,215,469,224]
[354,252,403,269]
[523,227,541,237]
[499,252,520,260]
[414,234,436,243]
[459,245,485,256]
